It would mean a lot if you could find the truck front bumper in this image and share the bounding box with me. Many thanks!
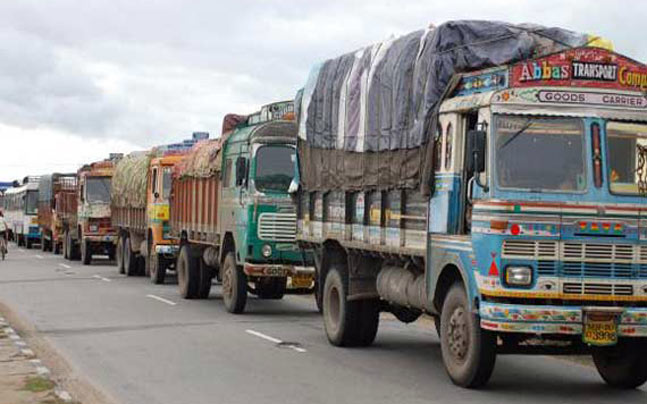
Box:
[243,263,315,279]
[85,234,116,243]
[155,244,179,255]
[480,301,647,337]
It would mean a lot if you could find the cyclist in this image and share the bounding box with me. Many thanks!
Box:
[0,211,7,260]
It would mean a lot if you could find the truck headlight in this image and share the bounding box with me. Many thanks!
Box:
[261,244,272,258]
[505,266,533,286]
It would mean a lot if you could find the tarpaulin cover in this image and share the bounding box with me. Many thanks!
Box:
[298,20,589,193]
[174,139,222,179]
[112,151,157,209]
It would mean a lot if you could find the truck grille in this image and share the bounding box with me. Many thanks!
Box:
[563,282,634,296]
[503,240,647,279]
[258,213,296,242]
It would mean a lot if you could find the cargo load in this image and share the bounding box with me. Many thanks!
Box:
[112,151,158,209]
[297,20,590,193]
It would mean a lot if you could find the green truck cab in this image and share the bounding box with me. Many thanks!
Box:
[171,101,315,313]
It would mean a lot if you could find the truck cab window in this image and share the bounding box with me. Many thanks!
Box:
[162,167,172,200]
[223,159,233,188]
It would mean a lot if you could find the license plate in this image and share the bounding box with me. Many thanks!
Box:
[583,312,619,346]
[264,267,287,277]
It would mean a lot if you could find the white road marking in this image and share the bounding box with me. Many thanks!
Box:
[35,254,44,259]
[245,329,307,353]
[14,341,27,347]
[21,348,35,357]
[59,263,71,269]
[146,294,177,306]
[92,275,111,282]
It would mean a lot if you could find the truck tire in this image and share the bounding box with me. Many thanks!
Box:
[26,238,33,249]
[323,264,379,347]
[53,241,61,255]
[197,262,213,299]
[81,239,92,265]
[116,235,125,274]
[124,236,138,276]
[314,278,323,313]
[440,283,496,388]
[148,249,166,285]
[592,339,647,389]
[63,231,70,260]
[177,245,200,299]
[221,252,247,313]
[256,277,286,299]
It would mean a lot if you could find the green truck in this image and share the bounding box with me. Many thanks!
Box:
[170,101,315,313]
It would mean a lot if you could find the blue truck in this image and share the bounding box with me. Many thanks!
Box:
[295,21,647,388]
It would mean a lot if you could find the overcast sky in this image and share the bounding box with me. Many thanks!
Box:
[1,0,646,180]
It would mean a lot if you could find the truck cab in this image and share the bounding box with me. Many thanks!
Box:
[146,154,184,282]
[429,46,647,386]
[218,101,314,311]
[76,160,117,264]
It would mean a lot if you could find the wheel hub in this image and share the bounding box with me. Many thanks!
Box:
[222,265,232,298]
[447,307,469,361]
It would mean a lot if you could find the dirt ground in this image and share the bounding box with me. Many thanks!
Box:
[0,323,75,404]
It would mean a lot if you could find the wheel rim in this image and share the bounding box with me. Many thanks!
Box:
[447,306,469,363]
[326,284,341,331]
[222,261,233,303]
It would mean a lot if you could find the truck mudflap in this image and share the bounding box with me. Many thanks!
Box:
[243,263,315,278]
[85,234,116,243]
[479,302,647,340]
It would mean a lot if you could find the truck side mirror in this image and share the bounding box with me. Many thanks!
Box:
[235,157,247,187]
[467,130,486,174]
[467,129,488,192]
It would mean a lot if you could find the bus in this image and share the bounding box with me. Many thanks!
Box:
[4,177,41,248]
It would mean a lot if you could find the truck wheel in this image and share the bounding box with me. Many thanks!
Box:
[221,252,247,313]
[197,262,213,299]
[116,235,125,274]
[148,250,166,285]
[124,236,138,276]
[26,238,33,249]
[440,283,496,388]
[323,264,379,347]
[63,231,70,260]
[314,278,323,313]
[53,241,61,255]
[256,277,286,299]
[593,339,647,389]
[81,239,91,265]
[177,245,200,298]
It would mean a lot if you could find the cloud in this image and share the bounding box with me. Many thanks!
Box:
[0,0,646,180]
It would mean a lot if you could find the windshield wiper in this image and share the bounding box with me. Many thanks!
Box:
[499,119,532,150]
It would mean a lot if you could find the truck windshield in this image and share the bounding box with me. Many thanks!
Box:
[254,145,295,193]
[86,177,111,203]
[495,115,586,192]
[607,122,647,195]
[162,167,172,200]
[25,191,38,214]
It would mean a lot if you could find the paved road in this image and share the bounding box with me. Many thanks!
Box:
[0,244,645,404]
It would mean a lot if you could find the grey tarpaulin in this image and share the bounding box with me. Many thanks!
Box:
[297,20,589,193]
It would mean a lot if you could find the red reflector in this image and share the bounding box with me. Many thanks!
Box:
[510,224,521,235]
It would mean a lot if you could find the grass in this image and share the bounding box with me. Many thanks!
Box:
[22,376,55,393]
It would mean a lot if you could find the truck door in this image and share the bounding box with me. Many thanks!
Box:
[459,110,480,234]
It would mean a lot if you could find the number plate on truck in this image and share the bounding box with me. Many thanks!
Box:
[291,274,313,289]
[583,311,619,346]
